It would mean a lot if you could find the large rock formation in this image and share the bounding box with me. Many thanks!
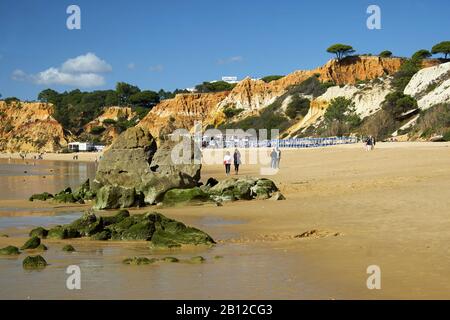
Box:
[92,126,201,209]
[0,101,67,152]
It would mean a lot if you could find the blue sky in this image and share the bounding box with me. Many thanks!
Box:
[0,0,449,100]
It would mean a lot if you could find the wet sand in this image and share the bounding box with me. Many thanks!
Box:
[2,142,450,299]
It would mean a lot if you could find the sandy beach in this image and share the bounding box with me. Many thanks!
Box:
[2,141,450,299]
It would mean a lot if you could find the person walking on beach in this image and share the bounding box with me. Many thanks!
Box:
[370,136,376,150]
[275,147,281,168]
[270,148,278,169]
[365,136,373,151]
[233,148,241,175]
[223,151,232,176]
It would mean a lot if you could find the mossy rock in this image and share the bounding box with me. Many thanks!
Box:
[94,185,141,210]
[73,179,95,200]
[47,226,80,240]
[36,244,48,251]
[251,178,278,199]
[214,255,223,260]
[29,192,53,202]
[0,234,9,238]
[62,245,76,252]
[54,191,77,203]
[162,257,179,263]
[150,223,215,248]
[90,230,111,241]
[190,256,206,263]
[0,245,20,255]
[22,255,47,269]
[162,187,210,206]
[47,226,67,239]
[29,227,48,238]
[68,212,103,236]
[36,211,214,248]
[102,210,130,226]
[123,257,157,265]
[20,236,41,250]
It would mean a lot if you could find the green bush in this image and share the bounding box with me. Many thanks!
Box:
[261,75,284,83]
[323,97,361,136]
[102,119,117,125]
[195,81,236,93]
[90,126,106,135]
[285,96,310,119]
[223,106,244,119]
[379,50,393,58]
[382,92,418,120]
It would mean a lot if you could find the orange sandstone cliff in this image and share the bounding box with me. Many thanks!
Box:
[0,101,67,152]
[138,92,229,138]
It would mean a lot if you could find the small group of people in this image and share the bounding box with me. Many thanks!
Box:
[365,135,376,151]
[270,147,281,169]
[223,148,241,176]
[222,147,282,175]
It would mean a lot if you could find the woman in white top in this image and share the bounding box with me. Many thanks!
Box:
[223,151,232,176]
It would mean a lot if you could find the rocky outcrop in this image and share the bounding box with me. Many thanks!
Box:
[43,210,215,248]
[0,101,67,152]
[207,177,279,202]
[404,62,450,110]
[22,255,47,269]
[92,126,201,208]
[139,92,229,139]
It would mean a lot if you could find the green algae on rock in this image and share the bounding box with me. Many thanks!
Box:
[162,256,179,263]
[29,210,215,248]
[123,257,157,265]
[162,187,210,206]
[22,255,47,269]
[62,245,76,252]
[0,245,20,255]
[20,236,41,250]
[190,256,206,263]
[36,244,48,251]
[29,192,53,202]
[29,227,49,238]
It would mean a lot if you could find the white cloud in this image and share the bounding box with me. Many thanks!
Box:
[127,63,136,70]
[149,64,164,72]
[61,52,112,73]
[11,53,111,87]
[33,68,105,87]
[218,56,243,64]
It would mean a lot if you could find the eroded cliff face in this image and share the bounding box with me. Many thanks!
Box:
[218,56,404,115]
[0,101,67,152]
[84,106,136,144]
[404,62,450,110]
[138,92,229,138]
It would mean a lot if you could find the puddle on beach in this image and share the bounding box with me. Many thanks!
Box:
[0,212,83,232]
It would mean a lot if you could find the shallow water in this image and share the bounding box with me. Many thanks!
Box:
[0,159,97,200]
[0,159,337,299]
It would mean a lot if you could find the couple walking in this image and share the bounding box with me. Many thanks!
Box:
[223,149,241,176]
[365,135,376,151]
[270,147,281,169]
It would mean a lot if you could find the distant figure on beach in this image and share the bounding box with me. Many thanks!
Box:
[365,136,376,151]
[270,147,281,169]
[223,151,232,176]
[233,148,241,175]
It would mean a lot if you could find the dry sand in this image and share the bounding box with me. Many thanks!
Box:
[2,141,450,299]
